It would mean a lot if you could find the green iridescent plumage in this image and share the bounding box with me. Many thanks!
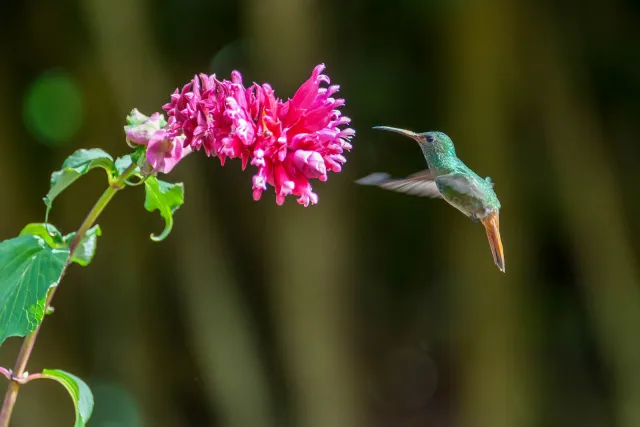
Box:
[356,126,505,272]
[419,131,500,219]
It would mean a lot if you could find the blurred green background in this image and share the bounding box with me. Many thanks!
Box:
[2,0,640,426]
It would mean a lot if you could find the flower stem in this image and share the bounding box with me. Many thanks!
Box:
[0,162,138,427]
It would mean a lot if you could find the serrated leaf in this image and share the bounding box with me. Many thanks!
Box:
[19,223,65,249]
[41,369,94,427]
[0,236,69,346]
[143,177,184,242]
[44,149,116,213]
[63,225,102,267]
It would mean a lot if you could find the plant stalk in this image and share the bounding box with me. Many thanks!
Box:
[0,162,138,427]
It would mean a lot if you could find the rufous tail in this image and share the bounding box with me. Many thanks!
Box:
[481,211,505,273]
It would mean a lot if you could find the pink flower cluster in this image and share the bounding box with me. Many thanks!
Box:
[158,63,355,206]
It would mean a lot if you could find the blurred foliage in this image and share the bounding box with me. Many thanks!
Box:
[1,0,640,426]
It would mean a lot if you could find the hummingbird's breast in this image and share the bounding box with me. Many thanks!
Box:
[420,143,501,219]
[435,181,493,219]
[435,165,500,220]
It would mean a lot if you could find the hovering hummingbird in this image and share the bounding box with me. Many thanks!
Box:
[356,126,505,272]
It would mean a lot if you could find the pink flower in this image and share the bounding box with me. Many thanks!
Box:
[161,64,354,206]
[124,109,166,145]
[163,71,258,169]
[250,64,354,206]
[293,150,327,180]
[123,109,192,174]
[146,132,192,174]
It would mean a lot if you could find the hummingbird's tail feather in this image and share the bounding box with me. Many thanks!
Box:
[481,211,505,273]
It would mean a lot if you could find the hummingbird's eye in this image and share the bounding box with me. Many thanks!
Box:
[426,135,435,143]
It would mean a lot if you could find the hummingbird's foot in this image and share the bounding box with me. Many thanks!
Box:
[470,214,479,223]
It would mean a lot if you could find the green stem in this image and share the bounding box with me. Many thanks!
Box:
[0,162,138,427]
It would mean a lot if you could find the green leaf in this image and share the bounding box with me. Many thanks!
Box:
[143,177,184,242]
[19,223,65,249]
[44,149,116,215]
[0,236,69,346]
[63,225,102,267]
[125,108,167,128]
[115,146,146,177]
[18,223,101,267]
[41,369,94,427]
[114,154,136,176]
[129,144,148,167]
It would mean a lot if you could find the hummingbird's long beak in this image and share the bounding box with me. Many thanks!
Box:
[373,126,423,142]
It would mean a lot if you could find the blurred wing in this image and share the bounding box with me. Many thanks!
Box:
[355,169,442,198]
[407,169,435,180]
[436,173,487,199]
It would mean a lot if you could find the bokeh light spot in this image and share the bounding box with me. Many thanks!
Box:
[23,70,84,146]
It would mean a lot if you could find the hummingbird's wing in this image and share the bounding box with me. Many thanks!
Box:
[355,169,442,198]
[435,173,488,200]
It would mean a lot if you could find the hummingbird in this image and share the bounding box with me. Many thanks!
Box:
[356,126,505,273]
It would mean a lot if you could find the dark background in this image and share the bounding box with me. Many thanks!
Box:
[2,0,640,426]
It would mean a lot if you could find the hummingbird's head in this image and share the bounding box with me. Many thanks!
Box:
[373,126,456,155]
